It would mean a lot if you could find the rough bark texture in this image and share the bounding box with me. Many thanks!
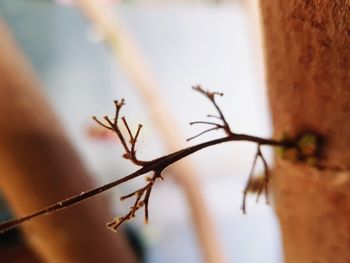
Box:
[0,21,136,263]
[260,1,350,262]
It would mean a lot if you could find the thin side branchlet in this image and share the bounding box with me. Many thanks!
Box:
[190,86,270,214]
[0,86,295,234]
[189,86,232,138]
[93,99,147,167]
[241,144,270,214]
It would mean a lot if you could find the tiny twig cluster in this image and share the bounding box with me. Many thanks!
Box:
[0,86,298,234]
[187,86,232,140]
[92,99,146,167]
[91,86,245,231]
[106,172,160,231]
[242,145,270,214]
[188,86,270,214]
[92,99,162,231]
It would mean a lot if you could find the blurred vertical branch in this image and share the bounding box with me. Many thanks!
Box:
[0,20,137,263]
[75,0,226,262]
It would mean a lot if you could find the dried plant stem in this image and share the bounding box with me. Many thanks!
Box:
[241,144,270,213]
[0,87,291,233]
[0,85,299,263]
[0,130,288,234]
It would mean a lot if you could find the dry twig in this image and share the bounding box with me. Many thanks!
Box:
[0,87,294,233]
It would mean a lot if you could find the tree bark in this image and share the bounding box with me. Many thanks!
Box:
[0,21,136,263]
[260,1,350,262]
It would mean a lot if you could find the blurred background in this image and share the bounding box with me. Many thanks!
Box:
[0,0,283,262]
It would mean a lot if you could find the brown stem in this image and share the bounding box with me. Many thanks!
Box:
[242,145,260,214]
[121,116,134,142]
[0,131,289,234]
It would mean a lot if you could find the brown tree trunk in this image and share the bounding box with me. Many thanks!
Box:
[0,21,136,263]
[260,1,350,263]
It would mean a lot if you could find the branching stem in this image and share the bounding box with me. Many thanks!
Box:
[0,86,294,234]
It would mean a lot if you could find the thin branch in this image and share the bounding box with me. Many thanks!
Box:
[120,182,151,201]
[110,171,158,231]
[113,99,125,124]
[104,115,131,156]
[193,86,232,135]
[207,114,221,120]
[131,124,143,156]
[256,147,270,203]
[0,89,295,234]
[186,127,221,142]
[98,104,146,166]
[0,132,286,233]
[143,186,153,224]
[121,116,134,143]
[189,121,225,127]
[242,145,260,214]
[242,144,271,213]
[92,116,113,130]
[0,167,146,233]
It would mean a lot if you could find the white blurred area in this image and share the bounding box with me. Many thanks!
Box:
[1,1,282,262]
